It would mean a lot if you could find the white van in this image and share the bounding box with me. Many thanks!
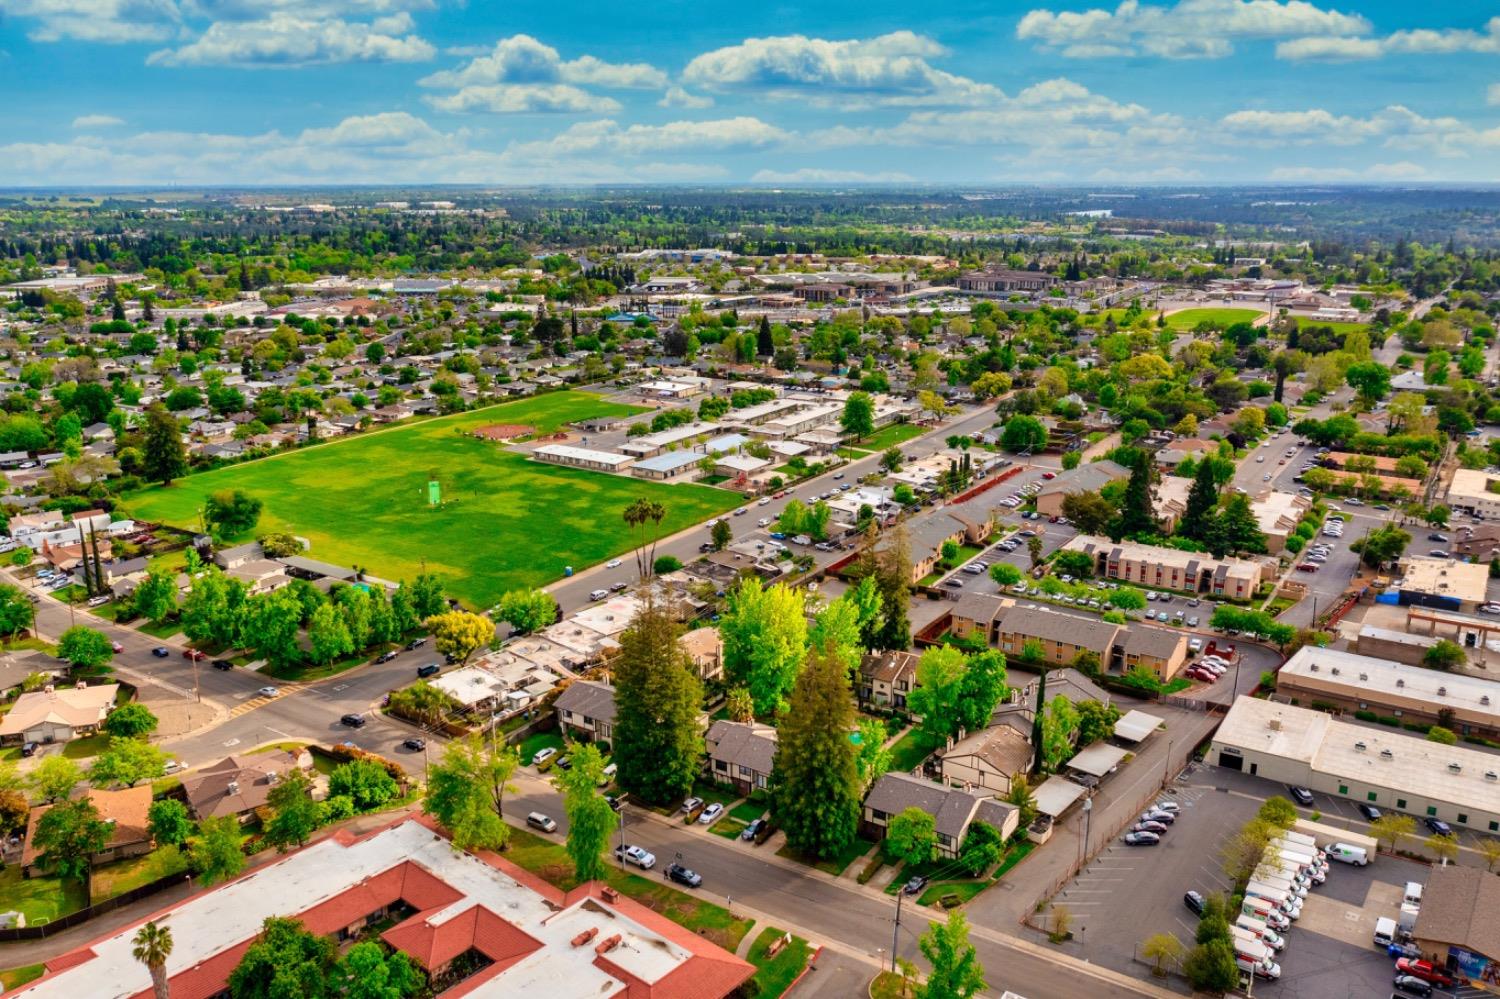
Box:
[526,811,557,833]
[1326,842,1369,866]
[1234,951,1281,980]
[589,589,609,601]
[1374,916,1398,949]
[1242,897,1290,930]
[1404,882,1423,906]
[1236,915,1286,951]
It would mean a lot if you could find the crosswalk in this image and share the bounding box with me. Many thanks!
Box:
[227,686,303,719]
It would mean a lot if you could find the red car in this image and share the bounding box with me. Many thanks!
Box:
[110,641,123,653]
[1396,959,1455,988]
[1041,472,1056,480]
[1297,562,1320,572]
[182,649,207,662]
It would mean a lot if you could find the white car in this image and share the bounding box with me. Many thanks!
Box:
[1481,604,1500,615]
[616,844,656,869]
[698,802,725,824]
[606,559,622,569]
[257,686,280,698]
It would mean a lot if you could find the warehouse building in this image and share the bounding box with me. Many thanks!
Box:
[1397,556,1490,612]
[1211,696,1500,834]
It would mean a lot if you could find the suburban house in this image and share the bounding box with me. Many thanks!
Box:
[1062,534,1267,600]
[858,650,920,710]
[183,749,316,822]
[22,785,153,877]
[0,683,119,746]
[1248,490,1312,554]
[938,726,1032,796]
[1034,461,1130,518]
[862,773,1019,858]
[678,627,725,683]
[704,720,777,796]
[553,680,617,743]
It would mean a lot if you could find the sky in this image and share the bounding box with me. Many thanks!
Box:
[1,0,1499,187]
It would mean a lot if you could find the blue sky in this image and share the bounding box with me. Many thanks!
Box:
[1,0,1498,186]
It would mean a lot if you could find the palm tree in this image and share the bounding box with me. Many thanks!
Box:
[132,920,172,999]
[623,498,667,581]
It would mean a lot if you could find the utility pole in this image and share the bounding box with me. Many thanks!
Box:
[891,888,904,973]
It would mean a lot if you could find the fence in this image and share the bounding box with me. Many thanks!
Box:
[0,871,192,941]
[947,464,1024,505]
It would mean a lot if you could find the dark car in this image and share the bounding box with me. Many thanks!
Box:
[340,713,366,728]
[1133,820,1168,835]
[20,742,37,758]
[211,659,234,671]
[666,863,702,888]
[417,663,441,678]
[555,755,572,771]
[1393,975,1433,997]
[1428,533,1449,543]
[404,638,426,651]
[1288,785,1315,806]
[1425,817,1453,836]
[1184,891,1206,916]
[151,646,170,658]
[1357,803,1382,821]
[402,738,426,751]
[604,793,624,812]
[741,818,766,842]
[375,650,399,664]
[902,875,929,896]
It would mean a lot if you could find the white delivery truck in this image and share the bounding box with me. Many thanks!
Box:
[1257,873,1309,900]
[1398,904,1420,934]
[1270,838,1326,871]
[1263,861,1316,892]
[1232,937,1282,981]
[1236,914,1286,951]
[1404,882,1423,906]
[1294,818,1377,860]
[1246,882,1302,919]
[1325,842,1370,866]
[1242,896,1291,930]
[1279,828,1321,851]
[1374,916,1399,949]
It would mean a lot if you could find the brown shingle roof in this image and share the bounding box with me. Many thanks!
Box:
[1413,866,1500,958]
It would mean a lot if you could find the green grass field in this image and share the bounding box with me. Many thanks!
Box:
[123,392,739,608]
[1295,317,1370,336]
[1165,308,1264,330]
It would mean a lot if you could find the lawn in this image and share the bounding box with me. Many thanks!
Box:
[1165,307,1264,330]
[60,733,111,759]
[887,727,940,773]
[1295,317,1370,336]
[0,865,87,925]
[746,927,812,998]
[502,827,754,952]
[0,965,44,990]
[136,618,183,640]
[849,422,928,452]
[517,731,565,765]
[776,835,874,877]
[122,392,740,609]
[90,845,190,903]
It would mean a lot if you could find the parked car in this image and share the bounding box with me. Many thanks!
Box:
[1357,803,1382,821]
[667,863,703,888]
[402,737,426,751]
[1123,831,1160,846]
[902,875,929,895]
[532,746,558,768]
[526,812,557,833]
[1425,817,1453,836]
[375,650,399,664]
[340,713,366,728]
[615,844,656,869]
[1153,800,1180,813]
[698,802,725,824]
[1288,785,1315,806]
[1133,820,1168,834]
[1141,809,1175,825]
[110,641,124,653]
[1184,890,1206,916]
[1394,959,1454,988]
[1392,975,1434,997]
[741,818,767,841]
[681,796,704,814]
[417,663,441,678]
[151,647,170,658]
[182,649,207,661]
[404,638,426,651]
[20,742,37,758]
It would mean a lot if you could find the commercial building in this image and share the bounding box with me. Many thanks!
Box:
[1275,646,1500,741]
[1352,624,1442,666]
[531,443,635,473]
[620,421,720,459]
[1446,468,1500,520]
[629,451,703,481]
[1398,556,1490,611]
[1034,461,1130,518]
[12,817,753,999]
[1410,866,1500,983]
[1211,696,1500,834]
[957,268,1059,294]
[1063,535,1266,600]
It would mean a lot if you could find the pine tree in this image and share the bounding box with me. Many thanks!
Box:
[771,641,861,860]
[1180,458,1219,542]
[1116,450,1157,537]
[613,595,703,806]
[757,315,773,357]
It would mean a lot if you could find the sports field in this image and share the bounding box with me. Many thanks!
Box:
[1165,307,1265,330]
[1295,317,1370,336]
[123,392,739,608]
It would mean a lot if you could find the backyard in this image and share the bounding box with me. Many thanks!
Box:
[123,392,740,608]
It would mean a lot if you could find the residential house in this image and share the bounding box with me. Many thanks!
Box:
[22,785,153,876]
[704,720,776,796]
[678,627,724,683]
[553,680,617,743]
[183,750,316,822]
[1034,461,1130,518]
[858,650,920,709]
[938,726,1032,796]
[861,773,1019,858]
[0,683,119,745]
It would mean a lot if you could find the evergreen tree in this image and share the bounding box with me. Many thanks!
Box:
[142,403,187,486]
[771,641,861,860]
[613,595,703,805]
[1115,449,1157,537]
[1180,458,1219,542]
[854,522,910,651]
[1208,492,1267,557]
[757,315,773,357]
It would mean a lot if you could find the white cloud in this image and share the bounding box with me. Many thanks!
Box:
[1277,16,1500,61]
[1017,0,1369,59]
[1489,83,1500,107]
[682,31,1002,107]
[1269,161,1428,181]
[72,113,124,128]
[0,0,178,42]
[750,168,915,184]
[147,11,434,66]
[505,117,793,160]
[418,34,667,114]
[1220,103,1500,158]
[659,86,713,109]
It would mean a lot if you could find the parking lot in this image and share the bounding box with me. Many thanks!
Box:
[1047,763,1437,999]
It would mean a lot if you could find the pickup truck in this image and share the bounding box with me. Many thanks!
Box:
[614,844,656,870]
[1395,958,1455,988]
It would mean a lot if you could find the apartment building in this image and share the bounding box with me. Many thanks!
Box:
[1062,535,1266,600]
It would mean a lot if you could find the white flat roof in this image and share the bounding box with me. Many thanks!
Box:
[1114,709,1165,743]
[1033,775,1088,817]
[1067,742,1129,777]
[533,443,634,467]
[1281,645,1500,721]
[1399,556,1489,604]
[622,421,720,451]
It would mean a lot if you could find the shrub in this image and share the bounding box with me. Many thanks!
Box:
[1375,715,1401,727]
[1354,709,1378,722]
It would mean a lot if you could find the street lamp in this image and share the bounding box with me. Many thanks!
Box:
[1081,797,1093,870]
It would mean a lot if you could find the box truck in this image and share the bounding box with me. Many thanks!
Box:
[1246,882,1301,918]
[1235,916,1286,951]
[1242,896,1290,930]
[1374,916,1398,949]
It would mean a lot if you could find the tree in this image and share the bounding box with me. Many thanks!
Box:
[408,572,447,620]
[559,743,615,883]
[1053,550,1094,579]
[1184,939,1239,993]
[204,490,263,538]
[1423,639,1466,671]
[772,641,861,861]
[710,518,733,551]
[228,917,335,999]
[425,610,494,665]
[854,717,892,791]
[142,404,187,486]
[1257,796,1299,828]
[131,566,178,625]
[1427,831,1461,865]
[307,602,353,666]
[1346,361,1391,405]
[133,920,174,999]
[840,391,876,442]
[334,940,422,999]
[494,588,556,636]
[0,583,33,638]
[263,770,324,852]
[101,701,159,741]
[881,446,904,472]
[1180,458,1219,542]
[1026,534,1043,567]
[1040,695,1079,771]
[58,625,112,671]
[30,755,80,803]
[1354,524,1411,569]
[1427,725,1458,745]
[424,733,518,851]
[956,820,1003,876]
[611,595,704,806]
[999,415,1047,453]
[720,579,808,716]
[1061,491,1115,536]
[1005,773,1038,829]
[242,589,301,666]
[908,645,969,744]
[327,759,399,812]
[1110,586,1146,611]
[808,595,863,678]
[725,686,755,722]
[33,796,111,891]
[1141,933,1185,978]
[1221,818,1278,883]
[1370,814,1416,853]
[148,798,194,848]
[1116,450,1157,537]
[1476,838,1500,873]
[90,737,167,788]
[957,650,1008,732]
[988,563,1022,587]
[1074,699,1120,747]
[757,315,774,356]
[918,911,986,999]
[623,498,667,581]
[886,807,937,867]
[188,815,246,886]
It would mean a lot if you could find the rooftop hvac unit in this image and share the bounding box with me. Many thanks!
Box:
[1310,663,1319,672]
[1439,687,1448,696]
[1380,748,1395,759]
[1331,667,1340,675]
[1396,679,1405,687]
[1268,719,1282,732]
[1487,771,1499,782]
[1359,673,1368,681]
[1449,763,1463,773]
[1484,696,1492,706]
[1354,741,1367,751]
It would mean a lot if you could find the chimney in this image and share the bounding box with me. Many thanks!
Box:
[595,934,622,956]
[600,887,619,903]
[226,781,239,795]
[571,928,599,947]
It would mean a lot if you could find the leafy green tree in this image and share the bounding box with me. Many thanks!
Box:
[957,820,1004,876]
[808,595,864,678]
[0,583,32,638]
[334,940,423,999]
[771,641,861,861]
[1115,450,1157,537]
[1427,725,1458,745]
[840,391,876,441]
[908,646,969,744]
[102,702,158,740]
[710,518,733,551]
[1257,796,1299,828]
[1354,524,1411,569]
[90,737,167,787]
[1061,491,1116,536]
[881,446,903,472]
[1000,415,1047,453]
[389,582,420,635]
[1040,695,1079,772]
[327,759,399,812]
[1141,932,1185,978]
[58,626,113,671]
[425,609,494,664]
[918,911,986,999]
[1371,814,1416,853]
[188,814,246,885]
[1345,361,1391,405]
[988,562,1022,587]
[1424,639,1466,670]
[182,569,245,649]
[408,572,447,619]
[142,403,187,486]
[1184,940,1239,993]
[148,798,194,848]
[1110,586,1146,611]
[854,717,892,791]
[1206,492,1267,557]
[957,650,1008,732]
[1074,699,1120,747]
[559,743,615,883]
[613,595,703,805]
[33,797,111,890]
[131,566,178,625]
[886,806,936,866]
[228,916,335,999]
[263,770,324,852]
[495,588,556,636]
[308,602,353,665]
[242,590,302,667]
[424,733,518,852]
[29,755,80,803]
[720,579,808,716]
[204,489,263,538]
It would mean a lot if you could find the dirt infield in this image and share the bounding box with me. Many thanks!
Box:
[473,424,535,441]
